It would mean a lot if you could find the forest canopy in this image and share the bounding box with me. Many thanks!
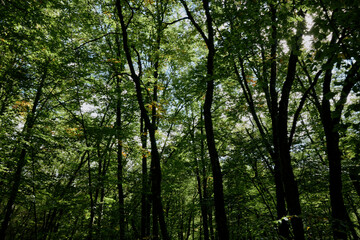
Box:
[0,0,360,239]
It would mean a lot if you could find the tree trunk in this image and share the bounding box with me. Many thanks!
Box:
[203,31,229,240]
[115,1,169,239]
[140,117,151,239]
[273,161,290,239]
[202,0,229,238]
[269,5,291,239]
[181,1,229,236]
[201,113,210,240]
[87,151,95,240]
[194,110,209,240]
[323,120,351,239]
[208,205,215,240]
[116,76,125,240]
[272,7,306,237]
[277,51,304,240]
[321,68,351,240]
[0,67,47,240]
[320,59,360,239]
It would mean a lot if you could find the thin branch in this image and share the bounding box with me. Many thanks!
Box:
[301,115,326,165]
[132,46,142,78]
[333,61,360,125]
[74,32,119,50]
[159,103,184,158]
[234,57,273,157]
[125,6,134,29]
[113,72,132,79]
[180,0,208,45]
[245,128,274,176]
[318,1,351,59]
[162,17,189,29]
[299,60,322,111]
[289,70,322,146]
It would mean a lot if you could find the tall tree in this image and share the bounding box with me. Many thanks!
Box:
[306,1,360,238]
[222,1,306,238]
[115,0,169,239]
[181,0,229,239]
[0,63,48,239]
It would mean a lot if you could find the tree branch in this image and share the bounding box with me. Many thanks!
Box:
[333,61,360,125]
[74,32,119,50]
[162,17,189,29]
[289,70,322,146]
[180,0,209,45]
[132,46,142,77]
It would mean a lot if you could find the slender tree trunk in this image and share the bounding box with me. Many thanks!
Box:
[151,162,160,240]
[95,143,104,239]
[87,151,95,240]
[179,205,184,240]
[141,117,151,239]
[97,138,112,239]
[116,76,125,240]
[273,161,290,239]
[321,70,349,239]
[97,180,105,240]
[318,59,360,239]
[201,1,229,238]
[277,51,305,240]
[94,144,102,238]
[158,198,168,240]
[268,5,291,239]
[115,1,169,239]
[201,112,210,240]
[0,68,47,240]
[203,36,229,240]
[323,118,353,239]
[185,207,193,240]
[151,20,161,240]
[193,111,209,240]
[209,206,214,240]
[270,4,306,238]
[181,0,229,235]
[31,152,38,240]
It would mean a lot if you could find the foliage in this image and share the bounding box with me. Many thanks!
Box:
[0,0,359,239]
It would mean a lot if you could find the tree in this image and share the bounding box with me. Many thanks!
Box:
[181,0,229,239]
[115,0,169,238]
[305,1,360,238]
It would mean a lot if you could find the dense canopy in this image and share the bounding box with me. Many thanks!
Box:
[1,0,360,239]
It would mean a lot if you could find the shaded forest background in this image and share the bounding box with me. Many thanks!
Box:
[1,0,360,239]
